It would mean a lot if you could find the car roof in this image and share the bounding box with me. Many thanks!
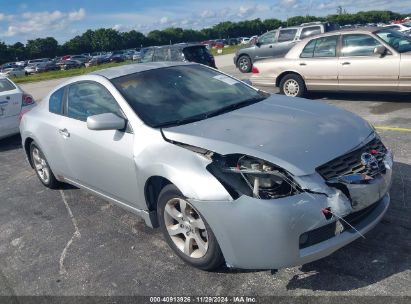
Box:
[90,61,193,79]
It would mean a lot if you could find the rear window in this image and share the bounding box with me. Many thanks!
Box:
[300,26,321,39]
[278,29,298,42]
[0,79,16,92]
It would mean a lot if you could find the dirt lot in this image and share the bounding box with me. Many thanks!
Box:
[0,60,410,298]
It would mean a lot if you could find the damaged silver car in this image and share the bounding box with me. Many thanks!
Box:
[20,62,393,270]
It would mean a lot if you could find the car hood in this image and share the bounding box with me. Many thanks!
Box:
[162,95,373,176]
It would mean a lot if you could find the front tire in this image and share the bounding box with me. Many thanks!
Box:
[30,142,59,189]
[158,184,224,271]
[237,55,252,73]
[279,74,306,97]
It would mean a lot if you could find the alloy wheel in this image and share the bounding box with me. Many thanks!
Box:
[32,147,50,184]
[163,198,209,258]
[239,57,250,72]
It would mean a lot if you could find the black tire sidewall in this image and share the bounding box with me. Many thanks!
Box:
[280,74,306,97]
[157,184,224,270]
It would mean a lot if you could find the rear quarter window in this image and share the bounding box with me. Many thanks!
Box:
[0,79,16,92]
[49,88,64,114]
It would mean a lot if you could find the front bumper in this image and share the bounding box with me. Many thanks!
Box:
[189,153,393,269]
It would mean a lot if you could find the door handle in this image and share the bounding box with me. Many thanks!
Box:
[58,128,70,138]
[6,96,10,100]
[299,63,307,66]
[269,45,273,48]
[341,62,351,65]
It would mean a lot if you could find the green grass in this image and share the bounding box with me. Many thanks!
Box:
[11,61,133,84]
[210,44,242,56]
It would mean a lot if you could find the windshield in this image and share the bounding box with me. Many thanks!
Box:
[111,64,267,128]
[375,29,411,53]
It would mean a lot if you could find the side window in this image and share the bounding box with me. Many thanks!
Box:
[66,82,122,122]
[342,34,382,57]
[0,79,16,92]
[49,88,64,114]
[153,48,168,61]
[300,26,321,39]
[258,32,276,45]
[278,29,298,42]
[300,36,338,58]
[170,48,182,61]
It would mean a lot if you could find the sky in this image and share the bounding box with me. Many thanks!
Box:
[0,0,409,44]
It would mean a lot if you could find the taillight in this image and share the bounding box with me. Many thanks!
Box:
[252,66,259,74]
[22,93,34,106]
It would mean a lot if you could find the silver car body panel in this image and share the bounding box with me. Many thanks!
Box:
[20,62,393,268]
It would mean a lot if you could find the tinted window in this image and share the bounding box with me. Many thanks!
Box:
[0,79,16,92]
[183,46,211,64]
[258,32,276,45]
[170,48,183,61]
[342,34,382,56]
[278,29,298,42]
[153,48,169,61]
[301,36,338,58]
[49,88,64,114]
[111,65,266,128]
[66,82,121,122]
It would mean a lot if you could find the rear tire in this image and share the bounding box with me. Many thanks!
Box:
[237,55,252,73]
[158,184,225,271]
[30,142,59,189]
[279,74,306,97]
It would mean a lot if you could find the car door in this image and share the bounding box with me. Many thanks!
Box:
[298,35,339,91]
[254,31,277,60]
[274,28,299,57]
[338,33,400,91]
[58,81,140,206]
[0,78,23,135]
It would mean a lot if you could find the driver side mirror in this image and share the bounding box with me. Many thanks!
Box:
[87,113,126,131]
[374,45,387,57]
[255,41,261,47]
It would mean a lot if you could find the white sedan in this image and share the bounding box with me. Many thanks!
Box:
[0,77,35,140]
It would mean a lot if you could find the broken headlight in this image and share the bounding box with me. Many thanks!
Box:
[207,154,301,200]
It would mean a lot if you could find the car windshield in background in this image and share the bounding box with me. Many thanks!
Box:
[183,46,210,62]
[375,29,411,53]
[0,78,16,92]
[111,64,267,128]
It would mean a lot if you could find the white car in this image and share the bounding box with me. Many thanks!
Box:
[0,77,35,139]
[241,37,250,45]
[0,67,27,78]
[384,23,411,35]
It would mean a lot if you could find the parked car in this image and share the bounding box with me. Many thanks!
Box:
[227,38,239,45]
[35,62,60,73]
[67,55,89,64]
[0,67,27,77]
[383,23,411,36]
[132,51,141,62]
[141,44,216,68]
[27,58,50,65]
[234,22,340,73]
[86,56,110,67]
[107,53,125,63]
[251,28,411,96]
[58,60,84,70]
[24,64,38,74]
[20,62,393,270]
[241,37,251,45]
[0,77,35,139]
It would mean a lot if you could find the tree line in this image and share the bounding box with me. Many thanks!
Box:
[0,10,409,64]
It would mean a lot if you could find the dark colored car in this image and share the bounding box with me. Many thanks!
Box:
[87,56,110,67]
[141,44,217,68]
[58,60,84,70]
[107,53,125,63]
[35,62,60,73]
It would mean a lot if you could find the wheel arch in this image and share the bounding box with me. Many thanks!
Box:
[144,176,172,213]
[276,70,305,87]
[24,137,35,168]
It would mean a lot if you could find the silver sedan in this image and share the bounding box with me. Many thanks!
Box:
[20,62,393,270]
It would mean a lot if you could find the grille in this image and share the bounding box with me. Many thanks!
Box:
[316,137,386,181]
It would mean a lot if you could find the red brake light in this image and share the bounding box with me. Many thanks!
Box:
[22,93,34,106]
[252,66,259,74]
